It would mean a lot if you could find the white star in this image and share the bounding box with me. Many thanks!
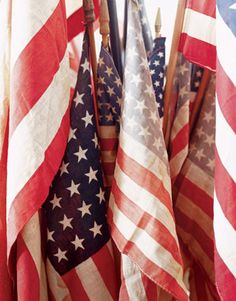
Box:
[60,162,69,176]
[126,116,137,129]
[68,128,77,142]
[204,134,215,147]
[67,180,80,197]
[149,111,158,123]
[71,235,85,250]
[140,57,149,69]
[195,148,205,161]
[54,248,67,262]
[154,80,160,87]
[48,229,55,241]
[144,84,154,97]
[179,63,189,75]
[107,86,115,96]
[141,16,147,25]
[203,111,214,123]
[78,201,92,217]
[150,69,155,75]
[82,111,93,127]
[131,74,142,86]
[194,81,200,88]
[74,146,87,162]
[153,60,160,66]
[196,70,202,77]
[105,66,113,77]
[81,58,90,73]
[59,214,73,230]
[159,72,164,78]
[50,194,62,210]
[92,134,99,148]
[85,167,98,183]
[153,137,162,151]
[158,52,164,58]
[207,158,214,170]
[96,188,105,204]
[98,56,105,67]
[196,126,205,138]
[114,76,122,87]
[138,126,151,137]
[89,221,103,238]
[179,86,188,98]
[74,92,84,106]
[135,99,147,112]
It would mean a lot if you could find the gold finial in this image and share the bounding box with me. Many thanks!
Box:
[155,7,161,38]
[83,0,95,24]
[99,0,110,48]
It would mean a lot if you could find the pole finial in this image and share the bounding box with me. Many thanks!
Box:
[155,7,162,38]
[83,0,95,24]
[99,0,110,48]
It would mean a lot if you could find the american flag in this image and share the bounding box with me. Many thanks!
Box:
[168,53,203,184]
[5,1,71,299]
[179,0,216,71]
[214,1,236,299]
[173,73,220,300]
[108,0,188,300]
[44,30,118,300]
[149,37,166,120]
[97,47,122,193]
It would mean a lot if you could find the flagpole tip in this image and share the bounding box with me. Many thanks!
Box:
[99,0,110,48]
[83,0,95,23]
[155,7,162,38]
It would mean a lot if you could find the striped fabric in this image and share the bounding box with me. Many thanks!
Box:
[173,74,220,300]
[108,0,188,300]
[168,54,203,183]
[215,1,236,299]
[179,0,216,71]
[5,1,71,300]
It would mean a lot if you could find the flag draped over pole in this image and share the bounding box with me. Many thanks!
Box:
[179,0,216,71]
[108,0,188,300]
[214,1,236,299]
[5,1,71,299]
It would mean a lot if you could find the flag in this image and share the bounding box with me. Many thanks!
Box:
[97,47,122,193]
[44,31,118,301]
[108,1,188,300]
[173,74,220,300]
[214,1,236,299]
[149,36,166,120]
[5,1,71,299]
[179,0,216,71]
[168,53,203,183]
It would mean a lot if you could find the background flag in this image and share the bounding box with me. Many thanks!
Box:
[44,31,118,301]
[149,36,166,120]
[214,1,236,299]
[179,0,216,71]
[108,0,188,300]
[97,46,122,193]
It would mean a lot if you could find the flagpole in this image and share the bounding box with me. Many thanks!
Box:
[155,7,161,38]
[163,0,186,144]
[100,0,110,48]
[189,69,212,135]
[83,0,98,85]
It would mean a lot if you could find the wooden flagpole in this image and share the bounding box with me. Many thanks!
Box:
[83,0,98,85]
[189,69,212,135]
[99,0,110,48]
[163,0,186,144]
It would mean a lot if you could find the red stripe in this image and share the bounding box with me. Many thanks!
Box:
[215,150,236,230]
[120,261,131,301]
[186,0,216,17]
[67,0,99,42]
[8,105,70,259]
[216,59,236,133]
[179,33,216,71]
[16,234,40,301]
[141,273,159,300]
[175,207,214,261]
[174,174,213,217]
[117,147,174,215]
[170,124,189,159]
[112,179,182,264]
[102,162,115,176]
[108,209,188,301]
[10,0,67,136]
[92,244,119,300]
[100,138,118,151]
[63,268,89,301]
[215,250,236,300]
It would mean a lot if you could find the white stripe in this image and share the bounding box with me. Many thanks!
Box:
[47,259,72,301]
[215,97,236,183]
[216,6,236,86]
[121,254,147,301]
[182,8,216,46]
[214,192,236,277]
[170,145,188,179]
[120,127,171,193]
[22,212,48,301]
[110,199,188,294]
[65,0,82,18]
[114,163,176,238]
[76,257,113,301]
[11,0,60,69]
[170,103,191,141]
[7,51,70,213]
